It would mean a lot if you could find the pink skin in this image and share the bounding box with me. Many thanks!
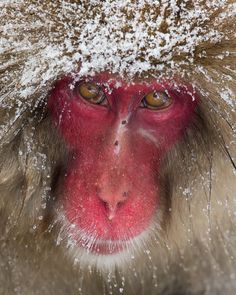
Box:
[48,73,198,254]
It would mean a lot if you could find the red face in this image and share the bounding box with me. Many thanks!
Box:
[48,73,198,255]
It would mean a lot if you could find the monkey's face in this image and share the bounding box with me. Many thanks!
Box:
[48,73,198,257]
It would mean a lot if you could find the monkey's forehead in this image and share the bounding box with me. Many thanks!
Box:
[1,1,233,77]
[0,1,235,101]
[38,1,231,77]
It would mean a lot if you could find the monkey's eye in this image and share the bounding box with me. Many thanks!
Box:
[75,81,105,105]
[142,91,172,110]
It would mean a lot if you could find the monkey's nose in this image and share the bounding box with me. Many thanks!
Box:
[105,203,119,220]
[99,192,129,220]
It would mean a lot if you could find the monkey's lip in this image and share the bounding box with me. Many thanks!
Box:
[65,216,154,255]
[77,237,129,255]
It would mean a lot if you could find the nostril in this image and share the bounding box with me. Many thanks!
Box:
[101,200,109,210]
[101,200,123,211]
[99,196,129,220]
[117,201,123,208]
[98,190,130,215]
[122,191,129,198]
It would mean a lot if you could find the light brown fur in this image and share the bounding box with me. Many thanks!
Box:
[0,1,236,294]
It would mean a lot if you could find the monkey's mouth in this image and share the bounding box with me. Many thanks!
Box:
[62,217,146,255]
[64,218,154,256]
[64,222,131,255]
[77,236,129,255]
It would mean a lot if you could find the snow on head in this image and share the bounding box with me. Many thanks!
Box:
[0,0,235,118]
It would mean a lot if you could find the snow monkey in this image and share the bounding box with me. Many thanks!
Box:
[0,1,236,295]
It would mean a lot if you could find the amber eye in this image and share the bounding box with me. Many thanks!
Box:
[75,81,105,104]
[142,90,172,110]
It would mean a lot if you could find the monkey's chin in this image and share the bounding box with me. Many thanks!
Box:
[59,216,149,255]
[77,238,127,255]
[58,211,157,269]
[67,225,138,255]
[65,227,153,271]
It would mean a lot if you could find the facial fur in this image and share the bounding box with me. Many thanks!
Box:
[0,1,236,295]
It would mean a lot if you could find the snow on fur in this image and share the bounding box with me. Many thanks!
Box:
[0,0,235,139]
